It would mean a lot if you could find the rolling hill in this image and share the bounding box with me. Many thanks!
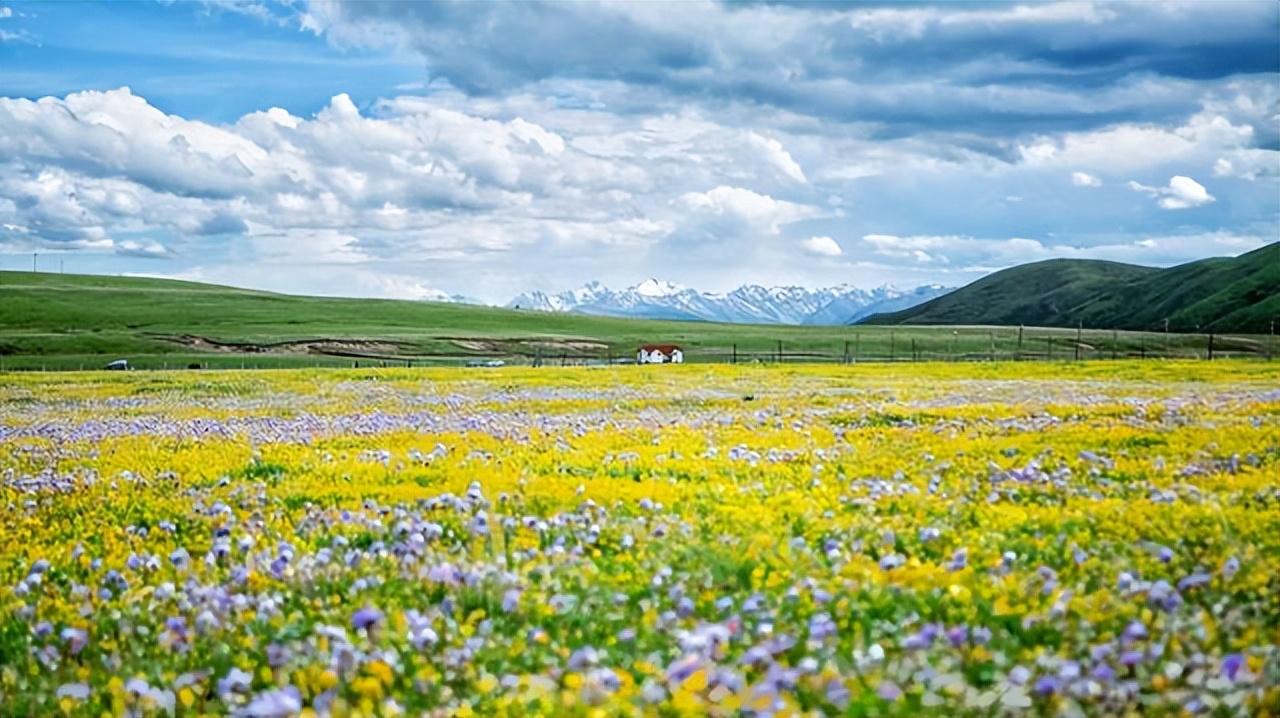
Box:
[1,268,1274,370]
[861,243,1280,332]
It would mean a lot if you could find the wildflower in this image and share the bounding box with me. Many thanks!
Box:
[352,606,383,632]
[1221,653,1245,681]
[236,687,302,718]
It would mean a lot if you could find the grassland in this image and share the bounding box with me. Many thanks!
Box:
[2,270,1276,370]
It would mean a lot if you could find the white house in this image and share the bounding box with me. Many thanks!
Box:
[638,344,683,364]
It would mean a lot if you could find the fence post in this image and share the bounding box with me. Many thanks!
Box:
[776,340,782,363]
[843,339,850,365]
[1111,330,1118,360]
[1140,336,1146,360]
[989,331,995,362]
[1207,333,1214,361]
[1075,321,1082,361]
[890,331,896,362]
[1047,336,1053,360]
[1017,325,1024,361]
[854,334,860,363]
[911,338,917,362]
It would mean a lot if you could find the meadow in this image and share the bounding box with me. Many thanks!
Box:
[3,271,1273,371]
[1,361,1277,716]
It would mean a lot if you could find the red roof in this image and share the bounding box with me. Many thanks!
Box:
[639,344,681,353]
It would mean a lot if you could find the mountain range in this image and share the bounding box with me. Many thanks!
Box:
[861,242,1279,333]
[507,279,952,325]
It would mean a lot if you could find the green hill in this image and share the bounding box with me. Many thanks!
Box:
[861,243,1280,332]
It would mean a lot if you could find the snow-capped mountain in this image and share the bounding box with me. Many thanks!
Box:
[420,290,483,305]
[507,279,951,325]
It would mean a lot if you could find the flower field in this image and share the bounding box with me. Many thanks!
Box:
[1,361,1278,717]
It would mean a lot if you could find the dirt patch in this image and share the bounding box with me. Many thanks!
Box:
[161,334,415,357]
[440,337,610,355]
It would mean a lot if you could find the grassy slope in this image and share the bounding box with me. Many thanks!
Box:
[862,243,1279,332]
[2,270,1274,369]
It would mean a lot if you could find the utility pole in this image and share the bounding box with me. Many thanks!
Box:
[32,253,37,272]
[776,339,782,363]
[843,339,849,364]
[732,343,737,365]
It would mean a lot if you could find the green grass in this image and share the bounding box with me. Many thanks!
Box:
[1,270,1276,370]
[863,243,1279,332]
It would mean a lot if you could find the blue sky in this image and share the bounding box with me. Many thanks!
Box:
[0,0,1276,301]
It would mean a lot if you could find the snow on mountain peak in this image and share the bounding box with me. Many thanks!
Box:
[507,279,951,324]
[633,278,683,297]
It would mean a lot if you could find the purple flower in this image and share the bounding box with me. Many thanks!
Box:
[1221,653,1245,681]
[351,607,383,631]
[1122,620,1148,641]
[236,687,301,718]
[61,627,88,655]
[1033,675,1060,696]
[1177,572,1211,591]
[217,667,253,699]
[876,680,902,701]
[266,643,290,669]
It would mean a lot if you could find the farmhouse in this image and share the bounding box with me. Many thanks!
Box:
[637,344,683,364]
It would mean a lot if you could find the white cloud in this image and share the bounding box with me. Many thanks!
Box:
[1212,150,1278,181]
[1018,112,1256,173]
[676,186,820,236]
[801,235,842,257]
[747,132,807,184]
[1128,175,1215,209]
[115,239,172,258]
[1071,171,1101,187]
[860,231,1270,271]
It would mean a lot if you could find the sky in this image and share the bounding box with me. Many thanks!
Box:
[0,0,1277,303]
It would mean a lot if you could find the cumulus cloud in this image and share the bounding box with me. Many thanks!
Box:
[301,0,1279,137]
[677,186,821,238]
[115,239,173,258]
[859,231,1272,272]
[1071,171,1101,187]
[1,0,1277,298]
[801,235,842,258]
[1128,176,1216,209]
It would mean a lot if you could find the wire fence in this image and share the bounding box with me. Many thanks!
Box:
[0,327,1276,371]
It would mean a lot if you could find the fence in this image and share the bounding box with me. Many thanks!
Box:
[0,326,1275,371]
